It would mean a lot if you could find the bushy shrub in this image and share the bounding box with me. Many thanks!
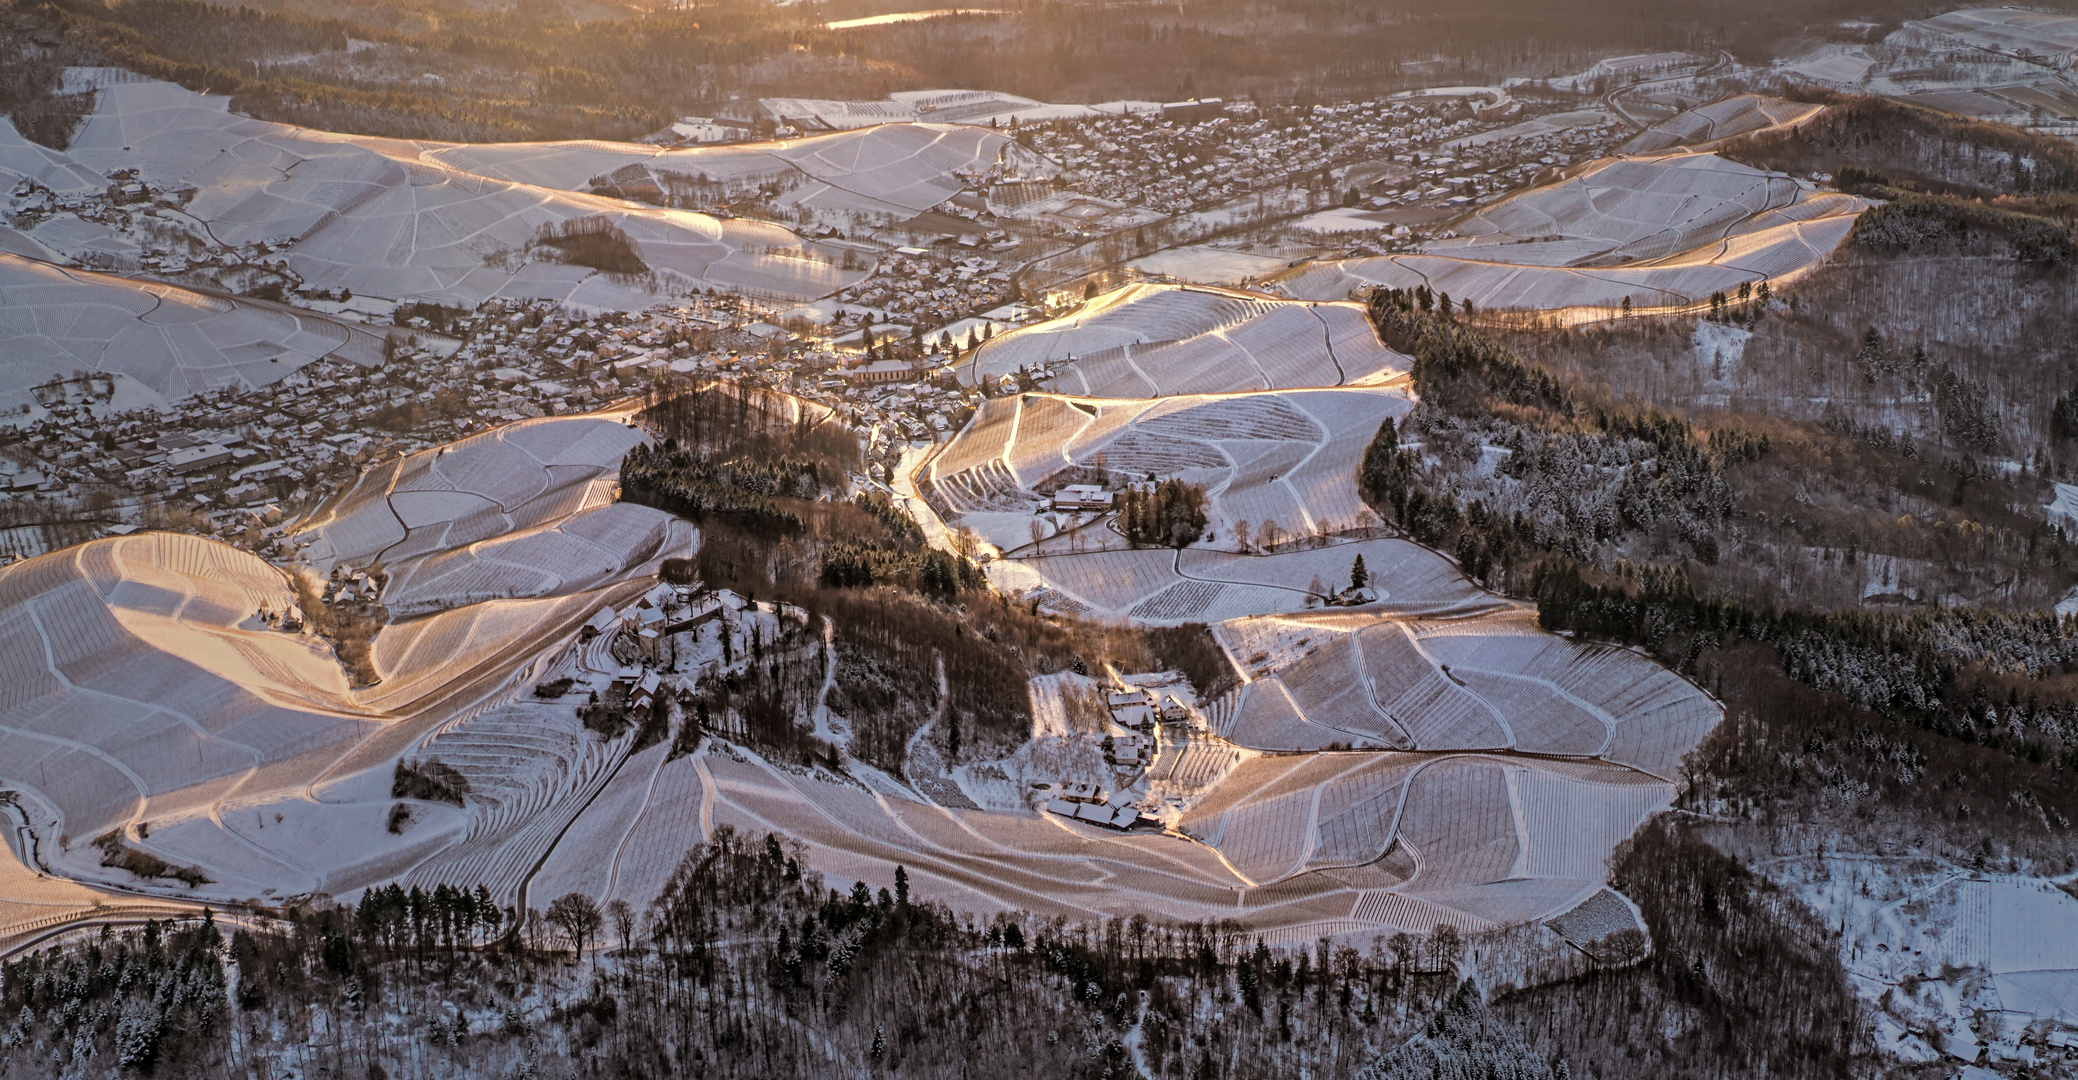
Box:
[392,758,470,805]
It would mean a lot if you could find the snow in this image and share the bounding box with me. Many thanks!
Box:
[0,405,699,915]
[2046,483,2078,530]
[1448,109,1615,150]
[429,121,1048,219]
[1126,245,1292,286]
[826,10,998,29]
[1914,8,2078,58]
[0,117,108,195]
[1620,96,1826,155]
[963,283,1411,397]
[55,77,865,305]
[1288,207,1402,234]
[1276,154,1867,319]
[1780,44,1877,86]
[1210,608,1718,777]
[1692,319,1752,383]
[929,385,1410,556]
[0,252,385,415]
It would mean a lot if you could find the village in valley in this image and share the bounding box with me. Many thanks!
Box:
[7,3,2078,1077]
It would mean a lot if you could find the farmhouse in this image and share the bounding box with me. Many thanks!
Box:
[629,670,663,722]
[1052,485,1114,512]
[582,605,619,640]
[1103,732,1153,767]
[1045,798,1143,829]
[1107,688,1157,727]
[1055,779,1104,803]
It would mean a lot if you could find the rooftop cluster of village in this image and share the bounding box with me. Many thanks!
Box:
[0,79,1653,562]
[0,286,1013,560]
[1023,99,1479,214]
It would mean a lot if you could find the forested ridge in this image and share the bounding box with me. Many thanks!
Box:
[1359,293,2078,869]
[0,813,1884,1079]
[0,0,1984,146]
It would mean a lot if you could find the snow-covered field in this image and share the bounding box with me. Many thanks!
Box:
[1780,10,2078,130]
[962,283,1410,397]
[1911,8,2078,61]
[1617,95,1825,155]
[1275,153,1867,317]
[923,383,1410,553]
[428,121,1052,218]
[0,387,1721,950]
[1211,609,1719,775]
[1447,109,1617,150]
[298,410,693,617]
[1769,854,2078,1058]
[24,78,866,306]
[1126,245,1294,286]
[544,701,1683,937]
[984,537,1498,624]
[0,252,384,416]
[0,411,686,921]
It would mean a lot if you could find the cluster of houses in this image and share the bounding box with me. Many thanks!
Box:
[322,564,383,606]
[1021,98,1497,216]
[1044,784,1145,829]
[1043,682,1196,830]
[0,268,1014,561]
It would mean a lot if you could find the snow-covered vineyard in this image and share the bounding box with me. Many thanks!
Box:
[961,283,1411,397]
[0,372,1716,963]
[0,413,692,921]
[4,75,867,309]
[1275,153,1869,320]
[0,76,1824,962]
[19,20,2078,1057]
[0,252,385,416]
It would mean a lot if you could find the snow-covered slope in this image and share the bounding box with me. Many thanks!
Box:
[963,283,1410,397]
[41,78,866,306]
[0,252,384,415]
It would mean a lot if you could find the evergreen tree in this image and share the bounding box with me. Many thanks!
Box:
[2053,387,2078,439]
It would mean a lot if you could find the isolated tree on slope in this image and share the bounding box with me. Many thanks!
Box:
[547,893,602,960]
[1351,554,1368,592]
[607,898,636,954]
